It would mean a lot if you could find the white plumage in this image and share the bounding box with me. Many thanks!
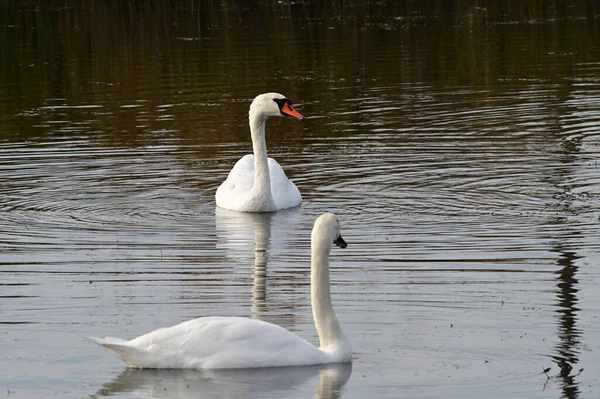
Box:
[90,317,326,369]
[216,154,302,212]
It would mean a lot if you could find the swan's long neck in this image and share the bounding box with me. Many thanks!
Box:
[311,238,347,351]
[249,111,275,208]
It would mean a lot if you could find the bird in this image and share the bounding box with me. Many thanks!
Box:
[215,93,304,212]
[90,213,352,369]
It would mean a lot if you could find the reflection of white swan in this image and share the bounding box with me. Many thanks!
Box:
[214,206,300,316]
[216,93,304,213]
[95,362,352,399]
[91,213,352,369]
[214,207,276,253]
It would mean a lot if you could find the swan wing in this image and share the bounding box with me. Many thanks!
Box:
[216,154,255,206]
[93,316,326,369]
[267,158,302,210]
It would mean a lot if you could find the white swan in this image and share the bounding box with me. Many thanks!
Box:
[90,213,351,369]
[215,93,304,212]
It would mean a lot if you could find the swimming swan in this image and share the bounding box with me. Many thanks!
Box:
[90,213,351,369]
[215,93,304,212]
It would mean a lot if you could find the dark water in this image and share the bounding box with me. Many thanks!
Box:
[1,1,600,398]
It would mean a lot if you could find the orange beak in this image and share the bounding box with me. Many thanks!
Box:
[281,102,305,120]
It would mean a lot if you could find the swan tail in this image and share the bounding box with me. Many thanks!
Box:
[89,336,151,368]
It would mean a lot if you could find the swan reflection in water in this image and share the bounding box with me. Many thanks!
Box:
[94,362,352,399]
[214,206,302,320]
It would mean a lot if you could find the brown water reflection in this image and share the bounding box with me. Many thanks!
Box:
[1,1,600,399]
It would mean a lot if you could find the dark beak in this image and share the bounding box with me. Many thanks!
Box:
[334,235,347,248]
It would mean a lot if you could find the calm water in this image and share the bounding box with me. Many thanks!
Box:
[1,1,600,398]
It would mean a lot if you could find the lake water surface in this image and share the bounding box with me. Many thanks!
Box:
[1,1,600,398]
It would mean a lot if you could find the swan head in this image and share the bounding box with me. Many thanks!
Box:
[250,93,305,121]
[312,213,347,249]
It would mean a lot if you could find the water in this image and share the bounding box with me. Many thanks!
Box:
[1,1,600,398]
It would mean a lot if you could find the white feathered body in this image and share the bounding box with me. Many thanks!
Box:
[216,154,302,212]
[90,316,331,370]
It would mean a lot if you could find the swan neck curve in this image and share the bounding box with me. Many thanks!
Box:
[249,111,274,208]
[311,236,348,352]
